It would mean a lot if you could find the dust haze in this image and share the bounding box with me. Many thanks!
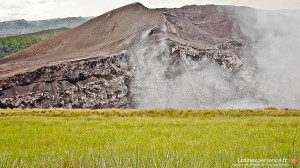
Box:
[234,7,300,109]
[130,7,300,109]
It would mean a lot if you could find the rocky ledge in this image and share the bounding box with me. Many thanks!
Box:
[0,38,249,108]
[0,52,132,108]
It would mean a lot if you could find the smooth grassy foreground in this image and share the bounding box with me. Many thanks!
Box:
[0,109,299,167]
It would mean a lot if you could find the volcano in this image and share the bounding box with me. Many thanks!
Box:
[0,3,299,109]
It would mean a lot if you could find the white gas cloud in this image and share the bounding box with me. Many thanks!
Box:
[0,0,299,21]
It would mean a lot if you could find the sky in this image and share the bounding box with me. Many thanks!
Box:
[0,0,300,21]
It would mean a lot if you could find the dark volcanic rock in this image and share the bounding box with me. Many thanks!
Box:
[0,52,132,108]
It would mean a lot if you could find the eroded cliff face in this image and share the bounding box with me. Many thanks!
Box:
[0,37,251,108]
[0,52,132,108]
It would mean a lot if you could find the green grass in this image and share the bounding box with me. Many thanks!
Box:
[0,109,299,167]
[0,28,68,58]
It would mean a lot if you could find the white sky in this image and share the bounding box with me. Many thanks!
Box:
[0,0,300,21]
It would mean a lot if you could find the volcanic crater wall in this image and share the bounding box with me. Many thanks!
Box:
[129,38,260,108]
[0,39,247,109]
[0,52,132,108]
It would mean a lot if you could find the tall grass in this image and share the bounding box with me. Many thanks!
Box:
[0,108,299,118]
[0,109,299,167]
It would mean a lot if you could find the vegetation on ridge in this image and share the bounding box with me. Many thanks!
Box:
[0,28,68,58]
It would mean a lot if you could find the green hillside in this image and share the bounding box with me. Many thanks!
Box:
[0,28,68,58]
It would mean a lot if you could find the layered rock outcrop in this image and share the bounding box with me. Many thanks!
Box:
[0,52,132,108]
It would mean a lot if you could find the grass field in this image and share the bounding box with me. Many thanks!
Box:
[0,108,299,167]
